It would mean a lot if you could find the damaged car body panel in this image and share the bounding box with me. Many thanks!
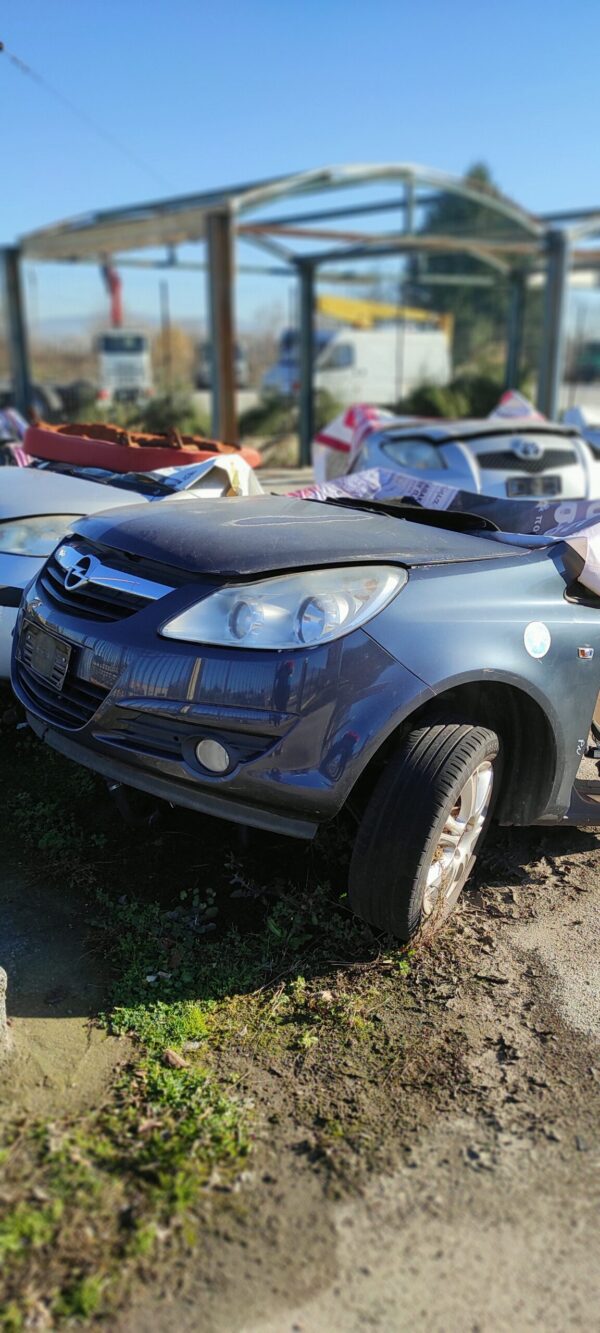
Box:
[12,492,600,939]
[75,493,524,576]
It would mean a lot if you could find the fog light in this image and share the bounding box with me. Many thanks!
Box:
[195,738,230,773]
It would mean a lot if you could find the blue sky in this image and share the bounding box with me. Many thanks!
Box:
[3,0,600,332]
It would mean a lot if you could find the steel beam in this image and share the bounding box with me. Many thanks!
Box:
[540,207,600,225]
[1,247,32,414]
[206,210,236,441]
[537,230,570,418]
[239,223,537,258]
[297,261,315,466]
[404,180,415,236]
[245,193,435,231]
[411,273,495,287]
[276,236,515,274]
[505,270,526,389]
[109,256,293,276]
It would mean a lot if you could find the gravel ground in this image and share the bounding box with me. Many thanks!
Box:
[514,890,600,1039]
[116,824,600,1333]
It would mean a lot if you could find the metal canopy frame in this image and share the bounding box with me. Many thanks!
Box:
[4,163,600,456]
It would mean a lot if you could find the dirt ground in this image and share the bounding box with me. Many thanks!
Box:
[108,826,600,1333]
[4,816,600,1332]
[1,870,131,1121]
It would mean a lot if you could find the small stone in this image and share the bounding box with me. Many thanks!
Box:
[162,1048,188,1069]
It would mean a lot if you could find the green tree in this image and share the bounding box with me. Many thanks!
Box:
[408,163,534,370]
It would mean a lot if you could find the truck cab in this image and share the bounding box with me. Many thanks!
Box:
[96,330,153,405]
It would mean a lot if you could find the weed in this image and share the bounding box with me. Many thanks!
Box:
[0,1201,63,1261]
[110,998,211,1051]
[53,1274,104,1320]
[0,711,412,1326]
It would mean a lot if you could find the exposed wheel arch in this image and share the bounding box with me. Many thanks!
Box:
[348,680,557,827]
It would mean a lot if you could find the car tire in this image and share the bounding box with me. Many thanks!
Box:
[348,719,502,940]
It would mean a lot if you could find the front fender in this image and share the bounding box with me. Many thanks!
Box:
[366,548,600,820]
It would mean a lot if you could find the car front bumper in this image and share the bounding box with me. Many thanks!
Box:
[25,711,322,838]
[12,583,434,838]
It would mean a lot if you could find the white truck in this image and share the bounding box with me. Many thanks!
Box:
[96,330,153,406]
[263,323,451,406]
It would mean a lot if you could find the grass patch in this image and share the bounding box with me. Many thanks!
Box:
[0,715,412,1325]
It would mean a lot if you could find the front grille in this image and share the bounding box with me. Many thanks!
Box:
[39,545,154,623]
[477,448,577,474]
[15,657,108,730]
[107,712,185,760]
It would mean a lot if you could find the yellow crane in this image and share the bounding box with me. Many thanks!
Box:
[316,293,453,340]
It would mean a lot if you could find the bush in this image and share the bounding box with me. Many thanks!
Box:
[238,394,295,440]
[395,382,471,419]
[396,374,507,420]
[449,373,506,418]
[314,390,342,432]
[137,391,210,437]
[395,370,537,422]
[239,390,341,442]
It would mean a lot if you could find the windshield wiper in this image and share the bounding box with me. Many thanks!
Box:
[41,461,172,496]
[319,495,499,533]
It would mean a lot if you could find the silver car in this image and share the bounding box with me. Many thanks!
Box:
[0,457,261,678]
[352,418,600,501]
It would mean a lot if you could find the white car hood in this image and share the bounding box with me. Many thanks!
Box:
[0,467,149,520]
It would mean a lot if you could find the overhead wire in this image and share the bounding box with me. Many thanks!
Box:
[0,40,173,190]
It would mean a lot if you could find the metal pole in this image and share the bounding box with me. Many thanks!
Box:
[297,261,315,466]
[537,230,570,419]
[2,247,32,415]
[159,278,172,394]
[404,180,415,236]
[206,210,236,441]
[504,270,525,389]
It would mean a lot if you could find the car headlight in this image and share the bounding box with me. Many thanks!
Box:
[382,440,442,470]
[0,516,79,556]
[160,565,407,650]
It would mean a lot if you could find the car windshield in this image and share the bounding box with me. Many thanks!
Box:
[32,461,173,497]
[380,436,443,470]
[98,334,147,354]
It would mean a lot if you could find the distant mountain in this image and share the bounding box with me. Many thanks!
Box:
[33,314,206,342]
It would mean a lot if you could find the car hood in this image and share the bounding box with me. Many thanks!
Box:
[75,494,523,576]
[0,467,149,519]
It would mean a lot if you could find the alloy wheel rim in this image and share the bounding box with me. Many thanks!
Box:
[423,760,494,918]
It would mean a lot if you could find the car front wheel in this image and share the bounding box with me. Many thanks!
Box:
[349,719,502,940]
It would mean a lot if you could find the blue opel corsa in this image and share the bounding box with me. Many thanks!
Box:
[11,492,600,939]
